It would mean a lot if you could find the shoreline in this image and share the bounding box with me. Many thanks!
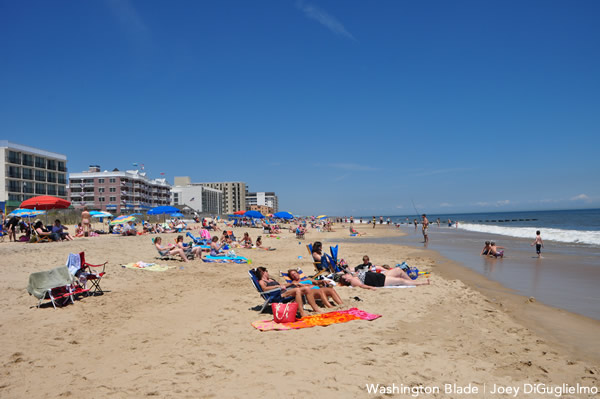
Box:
[333,225,600,363]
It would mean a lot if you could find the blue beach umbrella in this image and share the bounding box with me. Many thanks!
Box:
[148,206,180,215]
[171,212,184,217]
[8,208,46,218]
[90,211,113,218]
[273,211,294,220]
[244,210,265,219]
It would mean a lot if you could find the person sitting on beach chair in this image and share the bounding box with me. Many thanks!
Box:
[256,267,323,318]
[175,235,202,259]
[33,220,60,242]
[285,269,343,308]
[335,268,430,290]
[154,237,189,262]
[295,225,306,239]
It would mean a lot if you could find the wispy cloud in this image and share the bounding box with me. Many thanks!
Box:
[296,1,355,40]
[439,202,452,207]
[474,200,511,207]
[106,0,149,41]
[413,167,473,177]
[570,194,590,202]
[329,163,378,171]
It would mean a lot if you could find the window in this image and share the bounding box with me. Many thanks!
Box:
[8,151,21,164]
[47,185,57,195]
[22,168,33,180]
[57,174,66,184]
[35,183,46,194]
[109,178,116,183]
[23,182,33,193]
[109,187,116,192]
[35,170,46,182]
[46,160,56,170]
[58,161,66,172]
[22,154,34,166]
[98,178,105,183]
[47,172,56,183]
[35,156,45,168]
[99,197,105,202]
[109,196,116,202]
[98,187,105,193]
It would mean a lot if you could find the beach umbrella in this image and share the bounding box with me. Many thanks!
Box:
[20,195,71,210]
[317,215,327,219]
[7,208,46,218]
[110,215,136,225]
[273,211,294,220]
[147,206,180,215]
[90,211,113,218]
[233,210,246,215]
[244,210,265,219]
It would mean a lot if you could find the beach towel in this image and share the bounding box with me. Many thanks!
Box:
[27,266,74,299]
[251,307,381,331]
[121,262,171,272]
[66,253,81,275]
[202,255,250,264]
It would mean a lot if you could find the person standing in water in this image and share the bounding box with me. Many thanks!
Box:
[531,230,544,258]
[421,214,429,243]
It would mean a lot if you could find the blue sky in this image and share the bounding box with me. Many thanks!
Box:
[1,0,599,216]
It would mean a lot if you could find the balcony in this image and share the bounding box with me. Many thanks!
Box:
[7,156,21,164]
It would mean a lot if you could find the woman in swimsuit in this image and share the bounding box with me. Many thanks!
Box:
[175,235,202,259]
[240,232,253,248]
[336,268,430,290]
[154,237,189,262]
[255,267,324,318]
[287,269,343,308]
[210,235,226,256]
[81,207,91,237]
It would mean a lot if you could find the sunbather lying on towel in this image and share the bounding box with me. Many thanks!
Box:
[335,268,430,290]
[287,269,343,308]
[154,237,189,262]
[256,267,324,318]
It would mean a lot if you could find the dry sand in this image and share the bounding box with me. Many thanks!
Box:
[0,223,598,398]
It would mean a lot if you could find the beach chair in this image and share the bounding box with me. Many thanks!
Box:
[78,252,107,296]
[295,228,305,240]
[248,268,295,313]
[306,244,330,278]
[226,230,236,241]
[27,266,77,309]
[30,228,51,243]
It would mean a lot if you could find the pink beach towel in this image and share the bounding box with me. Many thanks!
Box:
[251,307,381,331]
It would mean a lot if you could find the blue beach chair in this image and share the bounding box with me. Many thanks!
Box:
[248,269,294,313]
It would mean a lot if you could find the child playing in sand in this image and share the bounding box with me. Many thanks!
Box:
[531,230,544,258]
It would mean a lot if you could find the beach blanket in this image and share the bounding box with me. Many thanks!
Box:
[202,255,250,264]
[121,262,171,272]
[251,307,381,331]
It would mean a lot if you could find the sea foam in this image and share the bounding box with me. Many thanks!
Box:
[458,223,600,246]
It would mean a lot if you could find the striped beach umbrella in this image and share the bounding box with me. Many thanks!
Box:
[109,215,136,225]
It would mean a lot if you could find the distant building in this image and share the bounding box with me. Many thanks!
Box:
[171,177,223,215]
[176,178,246,214]
[0,141,68,209]
[250,204,272,215]
[246,191,278,213]
[68,165,170,212]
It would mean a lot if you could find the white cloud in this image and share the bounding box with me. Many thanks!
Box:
[395,205,404,209]
[570,194,590,201]
[439,202,452,207]
[296,1,355,40]
[496,200,510,206]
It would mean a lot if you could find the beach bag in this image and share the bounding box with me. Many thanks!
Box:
[406,267,419,280]
[272,302,298,323]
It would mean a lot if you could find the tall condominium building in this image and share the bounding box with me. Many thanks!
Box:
[246,191,279,213]
[175,178,246,214]
[69,166,171,213]
[0,141,68,209]
[171,177,223,215]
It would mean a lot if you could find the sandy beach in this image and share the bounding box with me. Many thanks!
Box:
[0,223,598,398]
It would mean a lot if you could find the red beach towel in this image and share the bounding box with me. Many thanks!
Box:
[251,307,381,331]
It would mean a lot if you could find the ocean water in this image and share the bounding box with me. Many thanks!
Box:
[345,209,600,319]
[355,209,600,247]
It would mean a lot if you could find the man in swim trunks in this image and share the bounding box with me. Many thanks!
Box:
[421,214,429,243]
[81,207,91,237]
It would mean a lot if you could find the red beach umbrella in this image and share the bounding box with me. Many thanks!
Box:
[233,210,246,215]
[20,195,71,210]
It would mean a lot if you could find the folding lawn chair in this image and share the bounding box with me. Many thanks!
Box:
[306,244,330,278]
[27,266,77,309]
[78,252,107,296]
[248,268,295,313]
